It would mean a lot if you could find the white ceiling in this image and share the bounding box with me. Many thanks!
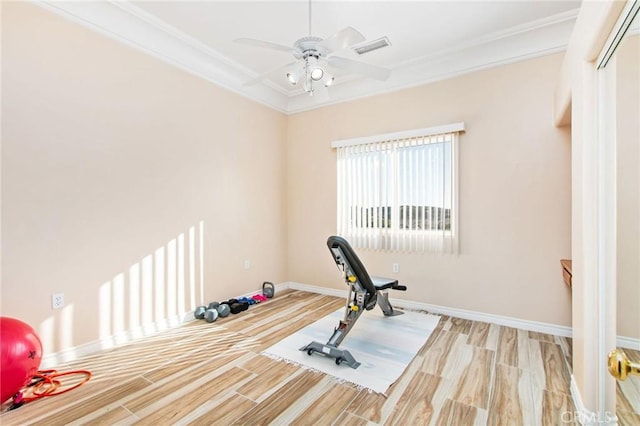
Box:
[38,1,581,114]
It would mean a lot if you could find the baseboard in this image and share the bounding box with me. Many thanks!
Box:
[570,375,595,425]
[568,375,622,425]
[287,281,573,337]
[283,281,347,299]
[40,310,196,368]
[617,335,640,350]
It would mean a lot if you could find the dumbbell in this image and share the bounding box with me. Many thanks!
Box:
[194,306,207,319]
[204,308,218,323]
[220,299,249,314]
[195,302,223,322]
[252,294,267,303]
[231,302,249,314]
[217,303,230,317]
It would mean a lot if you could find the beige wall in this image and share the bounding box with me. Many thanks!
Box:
[1,3,287,353]
[287,53,572,326]
[616,33,640,340]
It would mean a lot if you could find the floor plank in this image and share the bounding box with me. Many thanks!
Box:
[186,393,257,426]
[385,372,440,425]
[487,364,523,425]
[133,367,253,424]
[497,326,518,367]
[232,370,324,425]
[421,329,459,375]
[436,398,478,426]
[289,382,360,425]
[541,389,577,425]
[452,347,494,409]
[345,388,386,423]
[467,321,491,348]
[539,341,572,395]
[235,360,300,402]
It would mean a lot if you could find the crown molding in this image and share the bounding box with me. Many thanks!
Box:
[33,1,578,115]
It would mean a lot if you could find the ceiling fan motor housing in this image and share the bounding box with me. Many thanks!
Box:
[293,36,328,59]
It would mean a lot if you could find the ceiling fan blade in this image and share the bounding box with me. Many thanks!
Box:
[243,61,299,86]
[234,38,295,54]
[327,56,391,81]
[317,27,365,53]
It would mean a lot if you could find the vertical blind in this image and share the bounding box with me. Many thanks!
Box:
[335,125,461,253]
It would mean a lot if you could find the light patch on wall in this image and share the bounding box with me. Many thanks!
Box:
[60,304,74,354]
[154,246,165,324]
[141,254,153,327]
[39,316,55,356]
[129,263,141,335]
[199,220,205,304]
[177,233,186,317]
[166,238,178,318]
[39,306,78,364]
[112,273,125,343]
[99,281,111,342]
[166,238,177,322]
[189,226,196,309]
[93,223,206,353]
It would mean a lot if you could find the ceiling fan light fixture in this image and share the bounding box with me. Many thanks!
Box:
[310,67,324,81]
[286,71,298,85]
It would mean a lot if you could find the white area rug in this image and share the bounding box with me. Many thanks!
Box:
[262,308,440,394]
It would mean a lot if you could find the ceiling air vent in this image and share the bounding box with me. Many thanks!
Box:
[353,37,391,55]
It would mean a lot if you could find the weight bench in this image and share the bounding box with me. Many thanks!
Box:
[300,235,407,369]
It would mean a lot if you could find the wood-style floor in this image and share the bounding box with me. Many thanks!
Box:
[0,290,637,425]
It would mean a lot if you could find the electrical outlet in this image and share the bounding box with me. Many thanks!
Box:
[244,259,250,270]
[52,293,64,309]
[393,263,399,273]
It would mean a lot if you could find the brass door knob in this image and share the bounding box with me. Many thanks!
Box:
[608,349,640,380]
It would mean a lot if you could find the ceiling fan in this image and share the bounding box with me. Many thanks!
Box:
[234,1,391,96]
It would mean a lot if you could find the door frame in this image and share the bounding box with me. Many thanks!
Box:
[576,1,639,424]
[560,1,638,424]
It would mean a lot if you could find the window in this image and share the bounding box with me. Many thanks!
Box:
[333,123,463,253]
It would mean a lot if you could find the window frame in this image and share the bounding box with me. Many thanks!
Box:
[333,123,464,253]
